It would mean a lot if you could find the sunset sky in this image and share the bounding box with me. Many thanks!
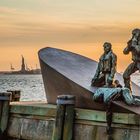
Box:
[0,0,140,71]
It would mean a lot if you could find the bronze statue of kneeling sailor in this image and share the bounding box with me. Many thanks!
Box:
[91,42,117,87]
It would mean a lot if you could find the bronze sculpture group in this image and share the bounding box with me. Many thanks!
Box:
[91,28,140,105]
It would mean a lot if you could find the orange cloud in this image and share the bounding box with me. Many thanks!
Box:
[0,3,139,71]
[0,6,17,14]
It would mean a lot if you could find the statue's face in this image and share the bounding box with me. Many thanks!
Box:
[103,44,111,53]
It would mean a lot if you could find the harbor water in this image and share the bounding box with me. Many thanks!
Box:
[0,74,46,101]
[0,74,140,101]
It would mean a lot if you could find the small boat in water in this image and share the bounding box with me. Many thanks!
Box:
[38,47,140,114]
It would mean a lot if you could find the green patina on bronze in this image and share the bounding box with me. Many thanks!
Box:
[93,87,140,105]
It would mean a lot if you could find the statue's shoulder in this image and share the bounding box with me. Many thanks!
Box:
[111,52,117,59]
[99,54,105,60]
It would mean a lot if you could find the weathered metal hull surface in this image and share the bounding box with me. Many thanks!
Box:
[7,102,140,140]
[38,47,140,113]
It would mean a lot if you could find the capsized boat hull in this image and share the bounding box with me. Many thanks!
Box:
[38,47,140,113]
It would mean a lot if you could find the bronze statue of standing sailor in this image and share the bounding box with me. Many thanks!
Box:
[123,28,140,90]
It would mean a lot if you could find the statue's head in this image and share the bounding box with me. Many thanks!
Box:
[103,42,112,53]
[132,28,140,39]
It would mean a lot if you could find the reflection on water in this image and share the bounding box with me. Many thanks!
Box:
[0,74,139,101]
[0,74,46,101]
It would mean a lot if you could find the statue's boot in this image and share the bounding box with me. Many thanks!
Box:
[123,62,139,91]
[91,74,105,87]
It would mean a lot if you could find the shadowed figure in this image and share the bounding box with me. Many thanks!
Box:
[123,28,140,91]
[91,42,117,87]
